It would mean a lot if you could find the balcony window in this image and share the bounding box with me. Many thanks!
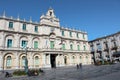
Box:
[76,33,79,38]
[62,30,64,36]
[77,45,80,51]
[9,22,13,28]
[83,34,85,39]
[70,32,72,37]
[50,41,54,49]
[21,40,27,48]
[34,41,38,49]
[62,44,65,50]
[70,44,73,50]
[35,26,38,32]
[7,39,12,48]
[22,24,26,31]
[84,45,86,51]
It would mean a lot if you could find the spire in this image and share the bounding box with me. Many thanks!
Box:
[17,14,20,20]
[2,10,6,18]
[49,6,53,10]
[29,16,32,22]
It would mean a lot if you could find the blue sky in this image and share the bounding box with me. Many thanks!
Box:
[0,0,120,40]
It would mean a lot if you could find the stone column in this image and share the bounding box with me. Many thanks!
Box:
[29,52,33,68]
[15,53,19,69]
[42,54,46,67]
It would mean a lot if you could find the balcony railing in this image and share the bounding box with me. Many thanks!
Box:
[0,46,90,53]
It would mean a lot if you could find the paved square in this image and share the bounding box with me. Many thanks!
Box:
[0,63,120,80]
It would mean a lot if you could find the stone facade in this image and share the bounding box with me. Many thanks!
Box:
[89,32,120,63]
[0,8,91,70]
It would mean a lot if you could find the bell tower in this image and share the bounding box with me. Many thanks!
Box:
[40,7,60,27]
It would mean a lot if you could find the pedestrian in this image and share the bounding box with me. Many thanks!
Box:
[79,63,82,69]
[76,64,79,69]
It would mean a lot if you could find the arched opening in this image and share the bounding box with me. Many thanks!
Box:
[22,56,26,68]
[64,56,67,65]
[34,56,39,67]
[6,56,12,69]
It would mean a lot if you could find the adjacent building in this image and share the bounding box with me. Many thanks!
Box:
[89,32,120,63]
[0,8,91,70]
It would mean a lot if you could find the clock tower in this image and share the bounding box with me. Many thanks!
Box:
[40,8,60,27]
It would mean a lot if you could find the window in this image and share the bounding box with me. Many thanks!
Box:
[84,45,86,51]
[50,11,52,16]
[35,56,39,66]
[7,39,12,48]
[62,30,64,36]
[70,32,72,37]
[62,44,65,50]
[76,33,79,38]
[97,44,101,50]
[83,34,85,39]
[35,26,38,32]
[34,41,38,49]
[77,45,80,51]
[50,41,54,49]
[9,22,13,28]
[70,44,73,50]
[21,40,27,48]
[22,24,26,30]
[22,56,26,66]
[6,56,12,68]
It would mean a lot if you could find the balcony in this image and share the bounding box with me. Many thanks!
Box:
[111,46,118,50]
[97,49,102,53]
[104,48,109,52]
[0,46,90,53]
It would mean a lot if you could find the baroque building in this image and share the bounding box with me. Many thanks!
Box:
[0,8,91,70]
[89,31,120,63]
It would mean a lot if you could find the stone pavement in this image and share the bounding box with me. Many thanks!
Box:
[0,63,120,80]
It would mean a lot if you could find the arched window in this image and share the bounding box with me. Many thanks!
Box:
[70,44,73,50]
[22,56,26,67]
[72,56,75,64]
[77,45,80,51]
[6,56,12,68]
[35,56,39,67]
[34,41,38,49]
[84,45,86,51]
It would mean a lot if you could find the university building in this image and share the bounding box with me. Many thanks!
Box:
[89,31,120,63]
[0,8,91,70]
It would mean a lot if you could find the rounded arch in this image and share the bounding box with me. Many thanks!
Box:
[63,55,69,65]
[19,53,27,68]
[32,37,40,49]
[33,53,42,68]
[5,34,15,48]
[19,36,28,48]
[3,53,14,69]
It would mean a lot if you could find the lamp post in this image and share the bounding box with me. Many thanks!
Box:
[24,47,28,74]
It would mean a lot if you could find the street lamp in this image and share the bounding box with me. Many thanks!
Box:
[24,47,28,73]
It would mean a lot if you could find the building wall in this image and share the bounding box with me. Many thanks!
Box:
[89,32,120,63]
[0,8,91,70]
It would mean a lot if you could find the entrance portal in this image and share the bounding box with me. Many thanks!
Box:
[50,54,56,68]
